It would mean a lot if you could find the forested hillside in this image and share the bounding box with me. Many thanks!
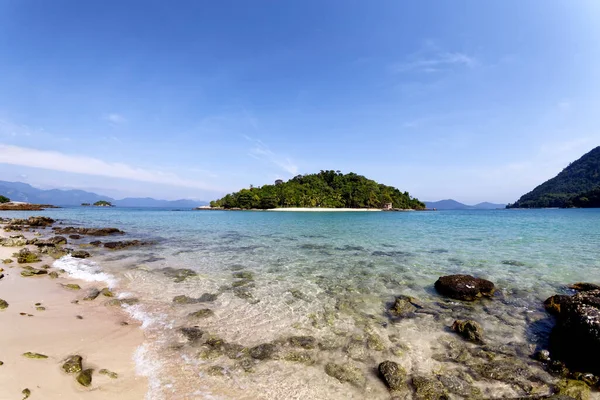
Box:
[210,170,425,210]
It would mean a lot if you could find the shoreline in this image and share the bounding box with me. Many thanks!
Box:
[0,221,147,399]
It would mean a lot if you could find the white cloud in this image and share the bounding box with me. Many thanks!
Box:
[0,144,221,191]
[0,119,35,137]
[244,135,298,175]
[391,41,477,73]
[104,113,127,124]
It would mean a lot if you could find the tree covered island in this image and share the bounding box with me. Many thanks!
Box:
[209,170,425,210]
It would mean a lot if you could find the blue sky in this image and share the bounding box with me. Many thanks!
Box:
[1,1,599,203]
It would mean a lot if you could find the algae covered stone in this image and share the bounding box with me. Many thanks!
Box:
[99,368,118,379]
[288,336,317,349]
[83,288,100,301]
[62,355,83,373]
[23,352,48,359]
[434,274,495,301]
[556,379,591,400]
[206,366,225,376]
[49,271,59,279]
[249,343,276,360]
[379,360,407,391]
[100,287,114,297]
[412,376,449,400]
[0,299,8,310]
[283,351,315,365]
[77,368,93,386]
[188,309,214,319]
[22,388,31,400]
[62,283,81,290]
[451,320,484,343]
[324,362,366,386]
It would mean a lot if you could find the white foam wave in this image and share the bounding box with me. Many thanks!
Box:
[53,255,117,287]
[123,304,170,330]
[134,344,165,400]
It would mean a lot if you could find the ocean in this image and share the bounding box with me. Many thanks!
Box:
[2,207,599,399]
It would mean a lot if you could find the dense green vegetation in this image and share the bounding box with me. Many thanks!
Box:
[93,200,113,207]
[0,195,10,203]
[507,146,600,208]
[210,170,425,210]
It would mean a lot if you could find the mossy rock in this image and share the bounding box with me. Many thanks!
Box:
[99,368,118,379]
[188,309,214,319]
[23,352,48,359]
[0,361,3,365]
[49,271,59,279]
[412,376,449,400]
[249,343,276,360]
[288,336,317,349]
[70,250,91,259]
[379,360,407,391]
[62,283,81,290]
[451,320,484,343]
[206,366,225,376]
[324,362,366,386]
[556,379,591,400]
[22,388,31,400]
[231,279,254,288]
[77,368,93,387]
[161,267,197,282]
[21,267,48,277]
[83,288,100,301]
[15,249,41,264]
[0,299,8,310]
[180,327,204,342]
[232,271,254,280]
[36,306,46,311]
[366,332,386,351]
[223,343,247,359]
[283,351,315,365]
[2,259,13,264]
[100,288,114,297]
[62,355,83,374]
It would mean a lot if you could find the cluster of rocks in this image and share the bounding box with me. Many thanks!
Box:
[52,226,124,236]
[61,354,118,387]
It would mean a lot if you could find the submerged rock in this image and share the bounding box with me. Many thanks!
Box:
[77,368,93,387]
[206,366,225,376]
[160,267,197,283]
[173,293,218,304]
[70,250,91,259]
[180,327,204,342]
[411,376,449,400]
[324,362,365,386]
[188,309,214,319]
[103,240,152,250]
[249,343,276,360]
[451,320,484,343]
[22,352,48,359]
[53,226,124,236]
[379,360,407,391]
[62,355,83,373]
[288,336,317,349]
[434,274,495,301]
[0,299,8,309]
[389,295,418,317]
[283,351,315,365]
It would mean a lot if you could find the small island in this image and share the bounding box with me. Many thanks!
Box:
[0,195,59,210]
[93,200,114,207]
[207,170,425,210]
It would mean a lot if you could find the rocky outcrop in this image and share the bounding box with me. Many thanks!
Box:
[451,320,484,343]
[8,216,55,226]
[52,226,124,236]
[0,235,27,247]
[103,240,152,250]
[546,288,600,375]
[15,249,41,264]
[434,274,495,301]
[378,360,407,391]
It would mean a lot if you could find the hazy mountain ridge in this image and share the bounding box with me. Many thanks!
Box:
[508,146,600,208]
[425,199,505,210]
[0,181,207,208]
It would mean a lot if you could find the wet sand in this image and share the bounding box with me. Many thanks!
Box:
[0,227,146,399]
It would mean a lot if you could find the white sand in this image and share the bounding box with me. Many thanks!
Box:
[0,228,146,399]
[267,207,382,212]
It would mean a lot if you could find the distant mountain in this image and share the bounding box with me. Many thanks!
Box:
[0,181,208,208]
[507,146,600,208]
[425,199,505,210]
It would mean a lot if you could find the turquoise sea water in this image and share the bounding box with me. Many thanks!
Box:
[3,208,600,399]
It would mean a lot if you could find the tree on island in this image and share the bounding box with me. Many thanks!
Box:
[93,200,113,207]
[0,195,10,204]
[210,170,425,210]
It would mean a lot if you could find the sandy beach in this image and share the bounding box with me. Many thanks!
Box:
[267,207,382,212]
[0,221,146,399]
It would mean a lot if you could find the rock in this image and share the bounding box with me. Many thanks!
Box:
[390,295,418,317]
[69,235,82,239]
[10,216,55,227]
[22,388,31,400]
[206,366,225,376]
[571,372,599,387]
[100,288,114,297]
[569,283,600,292]
[49,271,59,279]
[15,249,41,264]
[0,234,27,247]
[434,274,495,301]
[160,267,197,283]
[555,379,591,400]
[534,349,552,363]
[288,336,317,349]
[83,288,100,301]
[324,362,365,386]
[70,250,91,259]
[379,360,407,391]
[0,361,3,365]
[20,266,48,277]
[53,226,124,236]
[545,295,571,315]
[22,352,48,359]
[2,258,13,264]
[103,240,152,250]
[451,320,484,343]
[366,331,386,351]
[62,283,81,290]
[437,374,482,398]
[36,306,46,311]
[547,289,600,375]
[90,240,102,246]
[0,299,8,310]
[188,309,214,319]
[283,351,314,364]
[173,294,217,304]
[180,327,204,342]
[232,271,254,280]
[249,343,276,360]
[411,376,449,400]
[99,368,118,379]
[198,293,218,302]
[48,236,67,245]
[62,355,83,373]
[77,368,93,387]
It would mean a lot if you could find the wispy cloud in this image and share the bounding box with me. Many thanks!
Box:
[243,135,298,175]
[0,144,221,191]
[391,41,477,73]
[104,113,127,124]
[0,119,35,137]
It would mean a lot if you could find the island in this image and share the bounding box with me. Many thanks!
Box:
[507,146,600,208]
[0,195,59,210]
[93,200,113,207]
[207,170,425,210]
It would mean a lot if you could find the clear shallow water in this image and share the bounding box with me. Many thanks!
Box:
[3,208,600,399]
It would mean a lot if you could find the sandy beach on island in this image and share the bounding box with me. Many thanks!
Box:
[267,207,383,212]
[0,223,147,399]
